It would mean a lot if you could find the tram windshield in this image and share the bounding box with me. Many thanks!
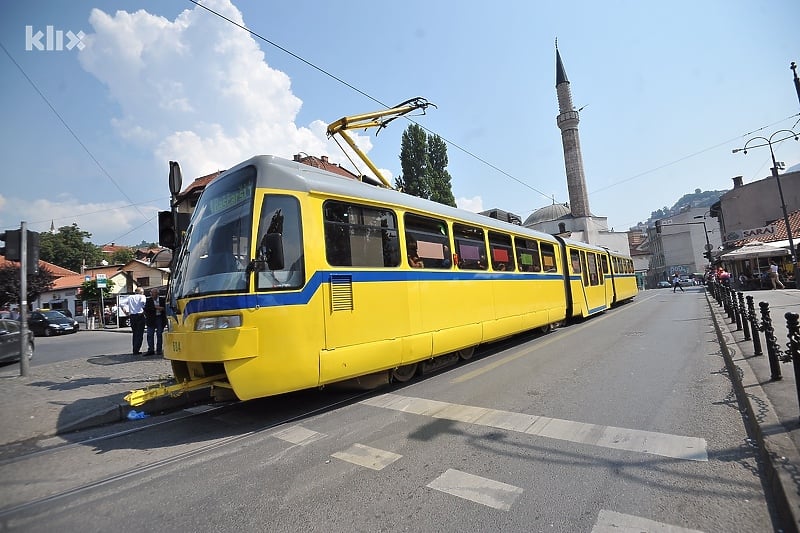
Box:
[172,166,255,299]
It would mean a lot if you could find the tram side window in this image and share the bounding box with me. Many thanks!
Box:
[324,201,400,267]
[580,251,590,285]
[541,242,557,272]
[453,223,487,270]
[404,214,451,269]
[587,252,600,285]
[256,195,304,290]
[488,231,515,271]
[515,238,541,272]
[570,249,581,275]
[601,255,609,274]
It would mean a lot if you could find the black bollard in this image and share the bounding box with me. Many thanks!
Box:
[747,295,763,356]
[723,286,732,319]
[714,281,722,306]
[727,287,736,322]
[738,292,750,340]
[784,312,800,420]
[733,290,743,330]
[760,301,782,381]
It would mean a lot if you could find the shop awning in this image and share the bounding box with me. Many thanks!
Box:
[720,240,790,260]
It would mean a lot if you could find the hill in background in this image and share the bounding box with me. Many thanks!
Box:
[634,188,727,229]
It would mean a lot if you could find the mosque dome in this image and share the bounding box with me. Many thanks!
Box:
[523,203,571,226]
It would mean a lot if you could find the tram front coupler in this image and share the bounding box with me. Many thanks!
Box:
[124,373,227,407]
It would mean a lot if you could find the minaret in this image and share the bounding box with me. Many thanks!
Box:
[555,45,590,219]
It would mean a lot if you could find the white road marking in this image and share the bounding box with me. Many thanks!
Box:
[331,443,403,470]
[361,393,707,462]
[272,425,327,446]
[427,468,523,511]
[592,509,704,532]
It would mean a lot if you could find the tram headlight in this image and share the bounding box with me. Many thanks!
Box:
[195,315,242,331]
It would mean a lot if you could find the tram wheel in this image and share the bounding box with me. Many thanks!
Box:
[457,346,475,360]
[391,363,418,383]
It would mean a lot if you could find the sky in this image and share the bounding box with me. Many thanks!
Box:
[1,0,799,247]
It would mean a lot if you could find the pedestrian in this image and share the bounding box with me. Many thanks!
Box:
[769,260,785,290]
[122,287,147,355]
[672,273,684,293]
[143,288,166,356]
[87,305,96,330]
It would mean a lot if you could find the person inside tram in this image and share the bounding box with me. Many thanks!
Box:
[406,235,424,268]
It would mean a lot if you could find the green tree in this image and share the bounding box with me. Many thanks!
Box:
[111,248,135,265]
[395,125,456,207]
[426,133,456,207]
[79,278,116,302]
[395,124,429,198]
[0,265,55,307]
[39,224,103,272]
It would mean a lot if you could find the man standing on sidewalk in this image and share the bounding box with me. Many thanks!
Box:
[122,288,147,355]
[144,288,166,356]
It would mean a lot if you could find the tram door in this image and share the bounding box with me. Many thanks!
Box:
[567,247,608,318]
[580,251,608,316]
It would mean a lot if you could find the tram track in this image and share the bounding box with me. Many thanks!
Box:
[0,389,373,520]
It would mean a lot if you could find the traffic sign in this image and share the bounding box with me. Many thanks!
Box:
[96,273,107,288]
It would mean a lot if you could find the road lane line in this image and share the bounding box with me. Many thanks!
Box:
[272,425,327,446]
[427,468,523,511]
[361,393,708,462]
[592,509,704,532]
[331,443,402,470]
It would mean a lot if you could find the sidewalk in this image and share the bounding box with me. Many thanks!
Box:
[0,344,203,451]
[707,286,800,531]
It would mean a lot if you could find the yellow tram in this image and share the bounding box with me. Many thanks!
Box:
[123,155,637,406]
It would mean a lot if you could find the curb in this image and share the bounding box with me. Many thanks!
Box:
[707,291,800,533]
[56,387,214,435]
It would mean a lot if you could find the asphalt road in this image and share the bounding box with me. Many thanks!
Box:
[0,287,780,532]
[30,327,132,366]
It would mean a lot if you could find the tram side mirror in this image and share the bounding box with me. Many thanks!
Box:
[258,233,285,271]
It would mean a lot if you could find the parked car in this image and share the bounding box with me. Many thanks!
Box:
[0,318,34,363]
[28,310,80,337]
[656,281,672,288]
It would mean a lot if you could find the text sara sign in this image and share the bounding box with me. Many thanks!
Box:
[725,224,776,242]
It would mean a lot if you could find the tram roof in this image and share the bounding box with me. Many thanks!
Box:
[219,155,627,257]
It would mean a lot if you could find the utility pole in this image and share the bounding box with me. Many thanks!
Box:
[792,62,800,107]
[19,222,29,377]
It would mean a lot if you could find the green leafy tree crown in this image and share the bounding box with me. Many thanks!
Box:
[39,224,103,272]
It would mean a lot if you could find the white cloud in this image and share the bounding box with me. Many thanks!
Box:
[77,0,373,180]
[457,196,484,213]
[0,194,157,246]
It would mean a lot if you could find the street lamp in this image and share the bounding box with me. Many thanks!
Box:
[732,129,799,264]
